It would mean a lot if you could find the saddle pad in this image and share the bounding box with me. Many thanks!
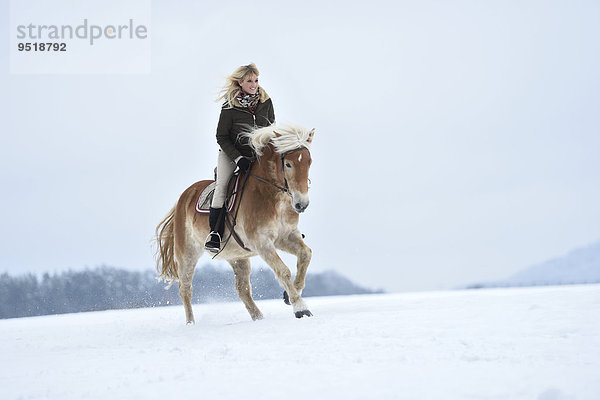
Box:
[195,174,240,214]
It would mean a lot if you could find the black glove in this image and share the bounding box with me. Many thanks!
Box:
[236,157,251,172]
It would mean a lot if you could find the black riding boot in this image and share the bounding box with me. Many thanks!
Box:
[204,207,224,253]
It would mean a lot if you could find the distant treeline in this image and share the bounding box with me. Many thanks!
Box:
[0,265,381,319]
[464,279,600,290]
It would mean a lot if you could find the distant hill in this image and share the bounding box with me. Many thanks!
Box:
[0,265,382,319]
[466,241,600,289]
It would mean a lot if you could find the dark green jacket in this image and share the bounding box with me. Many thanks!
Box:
[216,98,275,161]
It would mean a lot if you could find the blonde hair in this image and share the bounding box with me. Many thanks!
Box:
[216,63,270,108]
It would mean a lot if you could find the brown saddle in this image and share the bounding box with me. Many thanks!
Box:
[195,173,241,214]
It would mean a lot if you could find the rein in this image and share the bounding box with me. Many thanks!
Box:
[248,174,292,197]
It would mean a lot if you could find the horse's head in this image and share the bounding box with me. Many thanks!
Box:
[244,124,315,214]
[281,146,312,213]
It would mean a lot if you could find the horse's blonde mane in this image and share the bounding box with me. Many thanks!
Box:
[243,123,314,156]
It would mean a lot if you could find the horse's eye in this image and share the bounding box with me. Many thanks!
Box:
[285,162,292,168]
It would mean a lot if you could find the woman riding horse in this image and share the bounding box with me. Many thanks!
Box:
[205,63,275,252]
[155,123,315,324]
[155,63,314,324]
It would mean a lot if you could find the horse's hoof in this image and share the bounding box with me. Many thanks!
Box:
[283,291,291,305]
[251,313,264,321]
[294,310,313,318]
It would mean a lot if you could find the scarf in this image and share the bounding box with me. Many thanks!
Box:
[236,88,260,113]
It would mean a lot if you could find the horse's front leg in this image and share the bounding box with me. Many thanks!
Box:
[257,244,312,318]
[276,231,312,298]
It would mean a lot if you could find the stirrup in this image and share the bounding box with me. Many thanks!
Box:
[204,231,222,253]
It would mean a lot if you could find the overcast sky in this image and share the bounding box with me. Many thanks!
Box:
[1,0,599,292]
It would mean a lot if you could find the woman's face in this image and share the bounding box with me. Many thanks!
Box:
[239,74,259,95]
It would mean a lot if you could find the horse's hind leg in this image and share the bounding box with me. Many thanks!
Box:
[177,244,202,324]
[228,258,263,321]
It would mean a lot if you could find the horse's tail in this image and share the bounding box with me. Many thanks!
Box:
[154,205,179,287]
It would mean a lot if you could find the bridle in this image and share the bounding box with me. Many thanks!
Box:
[249,146,309,197]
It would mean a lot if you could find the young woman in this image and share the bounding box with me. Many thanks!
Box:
[204,63,275,252]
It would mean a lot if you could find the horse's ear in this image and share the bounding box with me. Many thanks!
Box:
[307,128,315,143]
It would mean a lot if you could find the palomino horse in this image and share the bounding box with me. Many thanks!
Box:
[155,124,314,324]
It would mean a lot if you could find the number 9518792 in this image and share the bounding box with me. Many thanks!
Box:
[18,42,66,51]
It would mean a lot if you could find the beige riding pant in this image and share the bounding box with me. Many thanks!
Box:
[210,150,237,208]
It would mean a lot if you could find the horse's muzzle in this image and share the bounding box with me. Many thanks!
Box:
[294,202,308,213]
[292,193,310,213]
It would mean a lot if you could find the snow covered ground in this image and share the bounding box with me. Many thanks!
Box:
[2,284,599,400]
